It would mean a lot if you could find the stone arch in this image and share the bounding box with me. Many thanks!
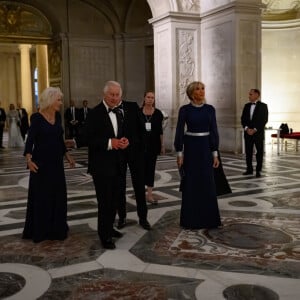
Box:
[146,0,178,18]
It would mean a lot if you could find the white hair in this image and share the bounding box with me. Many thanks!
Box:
[39,87,63,110]
[103,81,122,97]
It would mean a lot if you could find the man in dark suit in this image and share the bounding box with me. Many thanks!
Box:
[241,88,268,178]
[79,99,91,126]
[84,81,150,249]
[17,102,29,141]
[0,102,6,148]
[64,100,80,138]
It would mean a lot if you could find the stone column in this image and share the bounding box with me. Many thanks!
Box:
[150,13,201,151]
[36,44,49,96]
[18,44,33,114]
[200,0,262,153]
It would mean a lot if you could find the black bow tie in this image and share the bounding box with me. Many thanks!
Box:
[108,103,123,113]
[251,102,256,105]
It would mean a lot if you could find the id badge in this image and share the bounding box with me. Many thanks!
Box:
[145,122,151,131]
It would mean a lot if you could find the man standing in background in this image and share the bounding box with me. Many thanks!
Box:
[241,88,268,178]
[17,102,29,141]
[0,101,6,148]
[64,99,80,139]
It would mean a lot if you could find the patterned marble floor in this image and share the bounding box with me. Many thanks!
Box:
[0,138,300,299]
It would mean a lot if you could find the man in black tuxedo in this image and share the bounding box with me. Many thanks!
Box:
[84,81,150,249]
[0,102,6,148]
[241,88,268,178]
[17,102,29,141]
[64,100,80,138]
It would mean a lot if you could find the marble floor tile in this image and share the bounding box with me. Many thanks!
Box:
[0,144,300,299]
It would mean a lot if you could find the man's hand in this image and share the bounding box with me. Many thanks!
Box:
[246,128,256,136]
[65,139,75,148]
[111,137,129,150]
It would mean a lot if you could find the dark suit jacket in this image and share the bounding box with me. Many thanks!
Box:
[17,108,29,134]
[79,107,91,125]
[64,106,80,124]
[0,108,6,126]
[85,102,123,177]
[241,101,268,138]
[85,100,145,177]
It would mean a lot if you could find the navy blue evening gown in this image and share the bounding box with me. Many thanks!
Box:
[174,103,222,229]
[23,112,69,242]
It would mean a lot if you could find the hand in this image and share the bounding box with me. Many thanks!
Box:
[118,137,129,149]
[177,156,183,168]
[246,128,256,136]
[66,154,76,168]
[27,160,38,173]
[213,157,219,168]
[111,138,129,150]
[65,139,75,148]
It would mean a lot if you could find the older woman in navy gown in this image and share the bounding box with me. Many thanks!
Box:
[174,81,222,229]
[23,87,75,243]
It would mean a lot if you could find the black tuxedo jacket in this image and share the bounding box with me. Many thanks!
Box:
[85,100,145,177]
[241,101,268,138]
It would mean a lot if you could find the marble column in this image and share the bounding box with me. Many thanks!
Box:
[36,44,49,96]
[150,13,201,150]
[18,44,33,114]
[200,0,262,153]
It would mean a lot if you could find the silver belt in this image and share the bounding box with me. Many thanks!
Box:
[185,131,210,136]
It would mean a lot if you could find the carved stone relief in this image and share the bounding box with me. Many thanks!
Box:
[177,29,195,105]
[179,0,200,13]
[0,1,52,38]
[157,29,169,107]
[48,42,61,79]
[262,0,300,20]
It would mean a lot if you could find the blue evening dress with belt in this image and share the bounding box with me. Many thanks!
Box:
[174,103,222,229]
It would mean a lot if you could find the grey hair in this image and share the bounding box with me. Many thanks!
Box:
[103,80,123,97]
[39,87,63,110]
[186,81,205,101]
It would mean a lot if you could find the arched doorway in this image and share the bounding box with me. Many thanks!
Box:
[0,0,155,113]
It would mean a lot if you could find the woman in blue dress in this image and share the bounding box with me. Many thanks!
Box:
[23,87,75,243]
[174,81,222,229]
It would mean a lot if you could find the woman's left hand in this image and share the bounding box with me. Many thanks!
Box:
[66,154,76,168]
[213,157,219,168]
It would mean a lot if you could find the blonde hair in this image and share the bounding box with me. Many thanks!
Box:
[39,87,63,110]
[186,81,205,101]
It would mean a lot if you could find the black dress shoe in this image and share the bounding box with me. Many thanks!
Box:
[242,171,253,175]
[117,218,126,229]
[0,146,4,149]
[256,172,261,178]
[112,229,123,238]
[101,238,116,249]
[139,219,151,230]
